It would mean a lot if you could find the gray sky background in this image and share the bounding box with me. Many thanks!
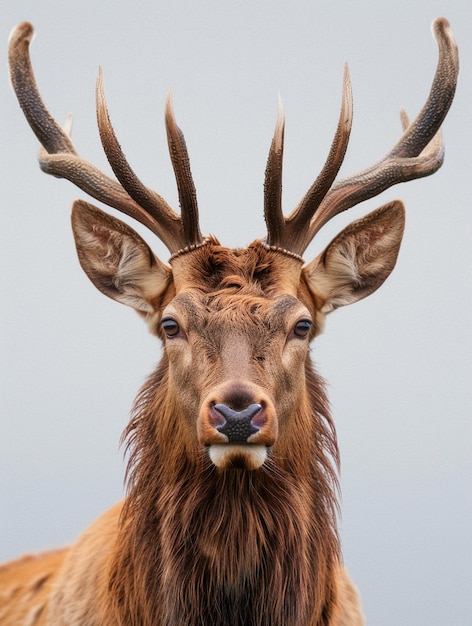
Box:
[1,1,471,624]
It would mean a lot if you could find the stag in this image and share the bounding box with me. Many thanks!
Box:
[1,18,458,626]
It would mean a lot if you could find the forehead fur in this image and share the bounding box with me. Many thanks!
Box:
[169,238,304,297]
[170,290,303,334]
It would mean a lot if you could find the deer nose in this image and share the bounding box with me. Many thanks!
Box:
[211,403,264,443]
[198,383,277,452]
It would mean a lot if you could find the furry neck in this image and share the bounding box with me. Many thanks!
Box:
[109,361,340,626]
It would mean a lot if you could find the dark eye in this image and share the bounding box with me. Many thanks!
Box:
[292,319,312,339]
[162,318,181,338]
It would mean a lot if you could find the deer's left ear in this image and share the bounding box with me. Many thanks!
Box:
[303,200,405,314]
[71,200,172,318]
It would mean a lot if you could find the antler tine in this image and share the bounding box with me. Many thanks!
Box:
[8,22,197,255]
[390,18,458,159]
[95,71,184,252]
[8,22,76,156]
[264,95,286,248]
[263,65,352,255]
[299,16,459,251]
[283,64,353,253]
[8,23,157,239]
[165,93,203,247]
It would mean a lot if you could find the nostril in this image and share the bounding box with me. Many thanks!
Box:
[250,409,267,429]
[212,403,264,443]
[208,405,227,429]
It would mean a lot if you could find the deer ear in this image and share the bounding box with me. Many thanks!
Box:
[303,200,405,314]
[71,200,172,316]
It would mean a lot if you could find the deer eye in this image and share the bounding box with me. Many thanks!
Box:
[292,319,312,339]
[161,318,181,338]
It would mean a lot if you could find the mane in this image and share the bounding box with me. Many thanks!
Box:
[106,354,341,625]
[5,17,458,626]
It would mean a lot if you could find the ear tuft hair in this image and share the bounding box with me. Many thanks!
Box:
[303,201,405,314]
[71,200,172,319]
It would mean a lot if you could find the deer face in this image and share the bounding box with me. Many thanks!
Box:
[71,203,405,470]
[160,287,313,469]
[161,243,318,470]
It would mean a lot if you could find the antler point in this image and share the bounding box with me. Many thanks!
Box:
[63,113,73,137]
[432,16,450,37]
[9,22,34,47]
[275,94,285,143]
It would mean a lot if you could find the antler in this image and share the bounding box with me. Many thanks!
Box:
[264,17,459,256]
[8,21,202,255]
[9,19,458,259]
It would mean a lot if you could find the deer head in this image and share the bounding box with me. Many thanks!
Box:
[8,19,458,473]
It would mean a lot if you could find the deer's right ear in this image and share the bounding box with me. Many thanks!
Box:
[71,200,172,317]
[302,200,405,316]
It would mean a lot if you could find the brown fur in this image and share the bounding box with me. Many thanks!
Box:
[0,243,367,624]
[109,365,337,625]
[0,550,67,625]
[4,15,458,623]
[105,245,341,625]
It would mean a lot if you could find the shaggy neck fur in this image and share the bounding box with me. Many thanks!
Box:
[106,356,340,626]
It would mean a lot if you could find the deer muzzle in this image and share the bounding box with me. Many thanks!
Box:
[198,383,277,469]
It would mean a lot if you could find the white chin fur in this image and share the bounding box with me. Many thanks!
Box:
[208,444,267,469]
